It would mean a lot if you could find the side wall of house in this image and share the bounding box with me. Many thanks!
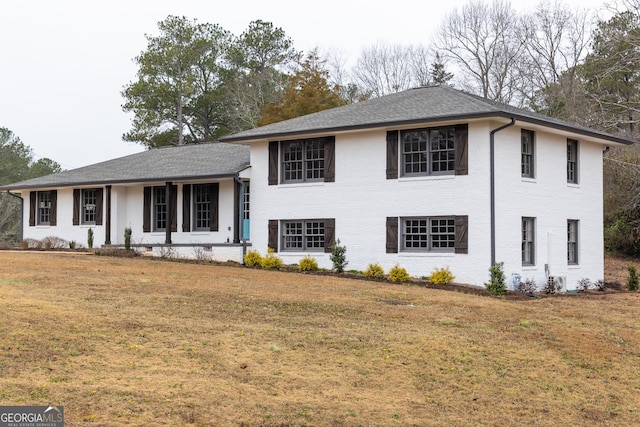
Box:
[249,121,605,290]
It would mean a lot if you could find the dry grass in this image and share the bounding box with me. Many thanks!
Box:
[1,252,640,426]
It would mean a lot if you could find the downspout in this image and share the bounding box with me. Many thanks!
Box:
[490,118,516,266]
[6,191,24,243]
[234,174,247,263]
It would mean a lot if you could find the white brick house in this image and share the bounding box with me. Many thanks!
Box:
[221,86,631,290]
[1,86,631,290]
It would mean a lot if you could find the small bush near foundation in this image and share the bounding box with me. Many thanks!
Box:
[516,278,537,294]
[576,278,592,292]
[87,228,94,249]
[594,279,606,291]
[330,239,348,273]
[485,262,507,295]
[428,266,455,285]
[244,250,262,267]
[42,236,67,249]
[298,255,318,272]
[21,239,42,249]
[124,227,132,251]
[69,240,76,250]
[364,263,385,279]
[388,264,410,283]
[261,251,283,270]
[628,265,639,291]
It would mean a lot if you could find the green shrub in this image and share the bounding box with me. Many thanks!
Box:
[628,265,639,291]
[298,255,318,272]
[388,264,410,283]
[87,228,94,249]
[69,240,76,250]
[124,227,132,251]
[428,266,455,285]
[261,252,284,270]
[485,262,507,295]
[363,263,385,279]
[244,250,262,267]
[330,239,348,273]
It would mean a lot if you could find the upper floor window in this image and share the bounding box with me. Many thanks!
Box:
[401,127,455,176]
[269,137,335,185]
[567,139,578,184]
[522,217,535,265]
[521,130,535,178]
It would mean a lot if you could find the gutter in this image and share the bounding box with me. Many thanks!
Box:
[490,118,516,266]
[5,191,24,243]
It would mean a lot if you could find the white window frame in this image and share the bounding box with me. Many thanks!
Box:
[522,217,535,266]
[567,139,578,184]
[568,219,579,265]
[281,219,325,251]
[521,129,535,179]
[281,139,325,184]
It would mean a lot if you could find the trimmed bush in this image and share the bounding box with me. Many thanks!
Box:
[428,266,455,285]
[87,228,94,249]
[516,277,537,294]
[388,264,410,283]
[124,227,132,251]
[298,255,319,272]
[261,252,284,270]
[244,250,262,267]
[364,263,385,279]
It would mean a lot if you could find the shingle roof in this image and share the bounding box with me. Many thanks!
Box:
[221,85,632,145]
[0,142,250,191]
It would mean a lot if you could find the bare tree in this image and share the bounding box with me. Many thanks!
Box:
[352,43,434,97]
[517,1,593,106]
[435,0,524,105]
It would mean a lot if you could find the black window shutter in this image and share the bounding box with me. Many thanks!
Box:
[455,215,468,254]
[455,124,469,176]
[268,141,279,185]
[268,220,278,251]
[143,187,151,233]
[386,131,398,179]
[95,188,104,226]
[170,184,178,232]
[29,192,36,226]
[324,137,335,182]
[49,190,57,226]
[182,184,191,232]
[324,218,335,253]
[386,216,398,253]
[72,189,80,225]
[209,183,219,232]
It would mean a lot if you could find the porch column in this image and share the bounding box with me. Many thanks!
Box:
[165,181,172,244]
[105,185,111,244]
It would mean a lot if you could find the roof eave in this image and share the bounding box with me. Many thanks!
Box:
[221,112,633,146]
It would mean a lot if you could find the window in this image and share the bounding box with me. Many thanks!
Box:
[401,126,455,176]
[269,218,335,252]
[73,188,103,226]
[522,217,535,265]
[282,220,325,251]
[401,217,456,252]
[567,139,578,184]
[269,137,335,185]
[568,220,579,264]
[29,191,57,227]
[242,183,250,221]
[82,189,97,224]
[193,184,211,230]
[521,130,535,178]
[38,191,52,225]
[154,187,168,231]
[282,138,325,183]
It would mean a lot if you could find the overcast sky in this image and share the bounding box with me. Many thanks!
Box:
[0,0,609,170]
